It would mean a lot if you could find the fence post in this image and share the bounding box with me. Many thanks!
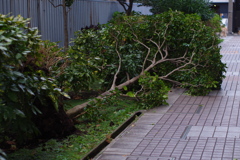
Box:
[228,0,233,34]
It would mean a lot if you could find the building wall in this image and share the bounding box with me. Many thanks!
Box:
[212,0,240,33]
[233,0,240,32]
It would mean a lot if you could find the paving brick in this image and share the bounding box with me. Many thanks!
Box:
[213,132,227,137]
[126,158,138,160]
[95,154,128,160]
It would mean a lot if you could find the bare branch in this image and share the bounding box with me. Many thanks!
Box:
[149,21,171,60]
[117,0,128,12]
[148,38,164,59]
[48,0,63,8]
[127,18,173,71]
[132,38,151,71]
[110,32,122,90]
[160,50,195,79]
[135,85,144,97]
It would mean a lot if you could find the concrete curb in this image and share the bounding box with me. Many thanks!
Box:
[81,111,143,160]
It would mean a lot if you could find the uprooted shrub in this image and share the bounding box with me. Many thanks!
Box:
[70,10,226,99]
[0,14,75,146]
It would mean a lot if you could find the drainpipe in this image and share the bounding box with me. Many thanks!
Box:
[228,0,233,34]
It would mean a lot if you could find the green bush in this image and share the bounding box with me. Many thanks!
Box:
[71,10,226,96]
[71,23,144,90]
[59,49,98,93]
[0,15,67,143]
[204,13,222,33]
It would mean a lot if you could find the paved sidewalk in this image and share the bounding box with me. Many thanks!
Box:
[95,36,240,160]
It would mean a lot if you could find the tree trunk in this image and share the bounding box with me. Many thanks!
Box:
[66,75,141,118]
[33,100,76,139]
[126,0,133,16]
[117,0,133,16]
[63,0,69,49]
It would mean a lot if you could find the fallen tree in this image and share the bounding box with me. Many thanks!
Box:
[67,11,226,118]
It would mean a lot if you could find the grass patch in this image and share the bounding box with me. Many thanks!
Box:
[8,96,141,160]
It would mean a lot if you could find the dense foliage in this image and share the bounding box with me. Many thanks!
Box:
[140,0,214,21]
[204,13,222,33]
[71,11,226,97]
[0,14,74,145]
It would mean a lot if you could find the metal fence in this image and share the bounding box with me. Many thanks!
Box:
[0,0,151,46]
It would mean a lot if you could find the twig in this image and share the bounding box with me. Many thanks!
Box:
[117,0,129,12]
[48,0,63,8]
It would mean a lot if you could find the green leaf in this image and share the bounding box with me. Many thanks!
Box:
[31,105,42,115]
[54,88,61,92]
[49,94,59,111]
[18,78,27,83]
[14,109,25,118]
[12,71,24,77]
[16,53,22,59]
[22,50,30,55]
[126,91,135,97]
[0,46,7,51]
[123,86,128,91]
[40,77,46,81]
[10,84,20,92]
[163,95,168,99]
[18,84,25,91]
[26,88,35,95]
[41,85,47,90]
[61,92,71,99]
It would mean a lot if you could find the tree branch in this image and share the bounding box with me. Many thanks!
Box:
[48,0,63,8]
[110,32,122,90]
[117,0,128,12]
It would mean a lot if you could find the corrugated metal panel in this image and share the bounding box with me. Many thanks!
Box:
[28,0,40,28]
[41,0,64,44]
[0,0,151,46]
[1,0,10,14]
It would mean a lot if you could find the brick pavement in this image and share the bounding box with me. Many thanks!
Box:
[95,36,240,160]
